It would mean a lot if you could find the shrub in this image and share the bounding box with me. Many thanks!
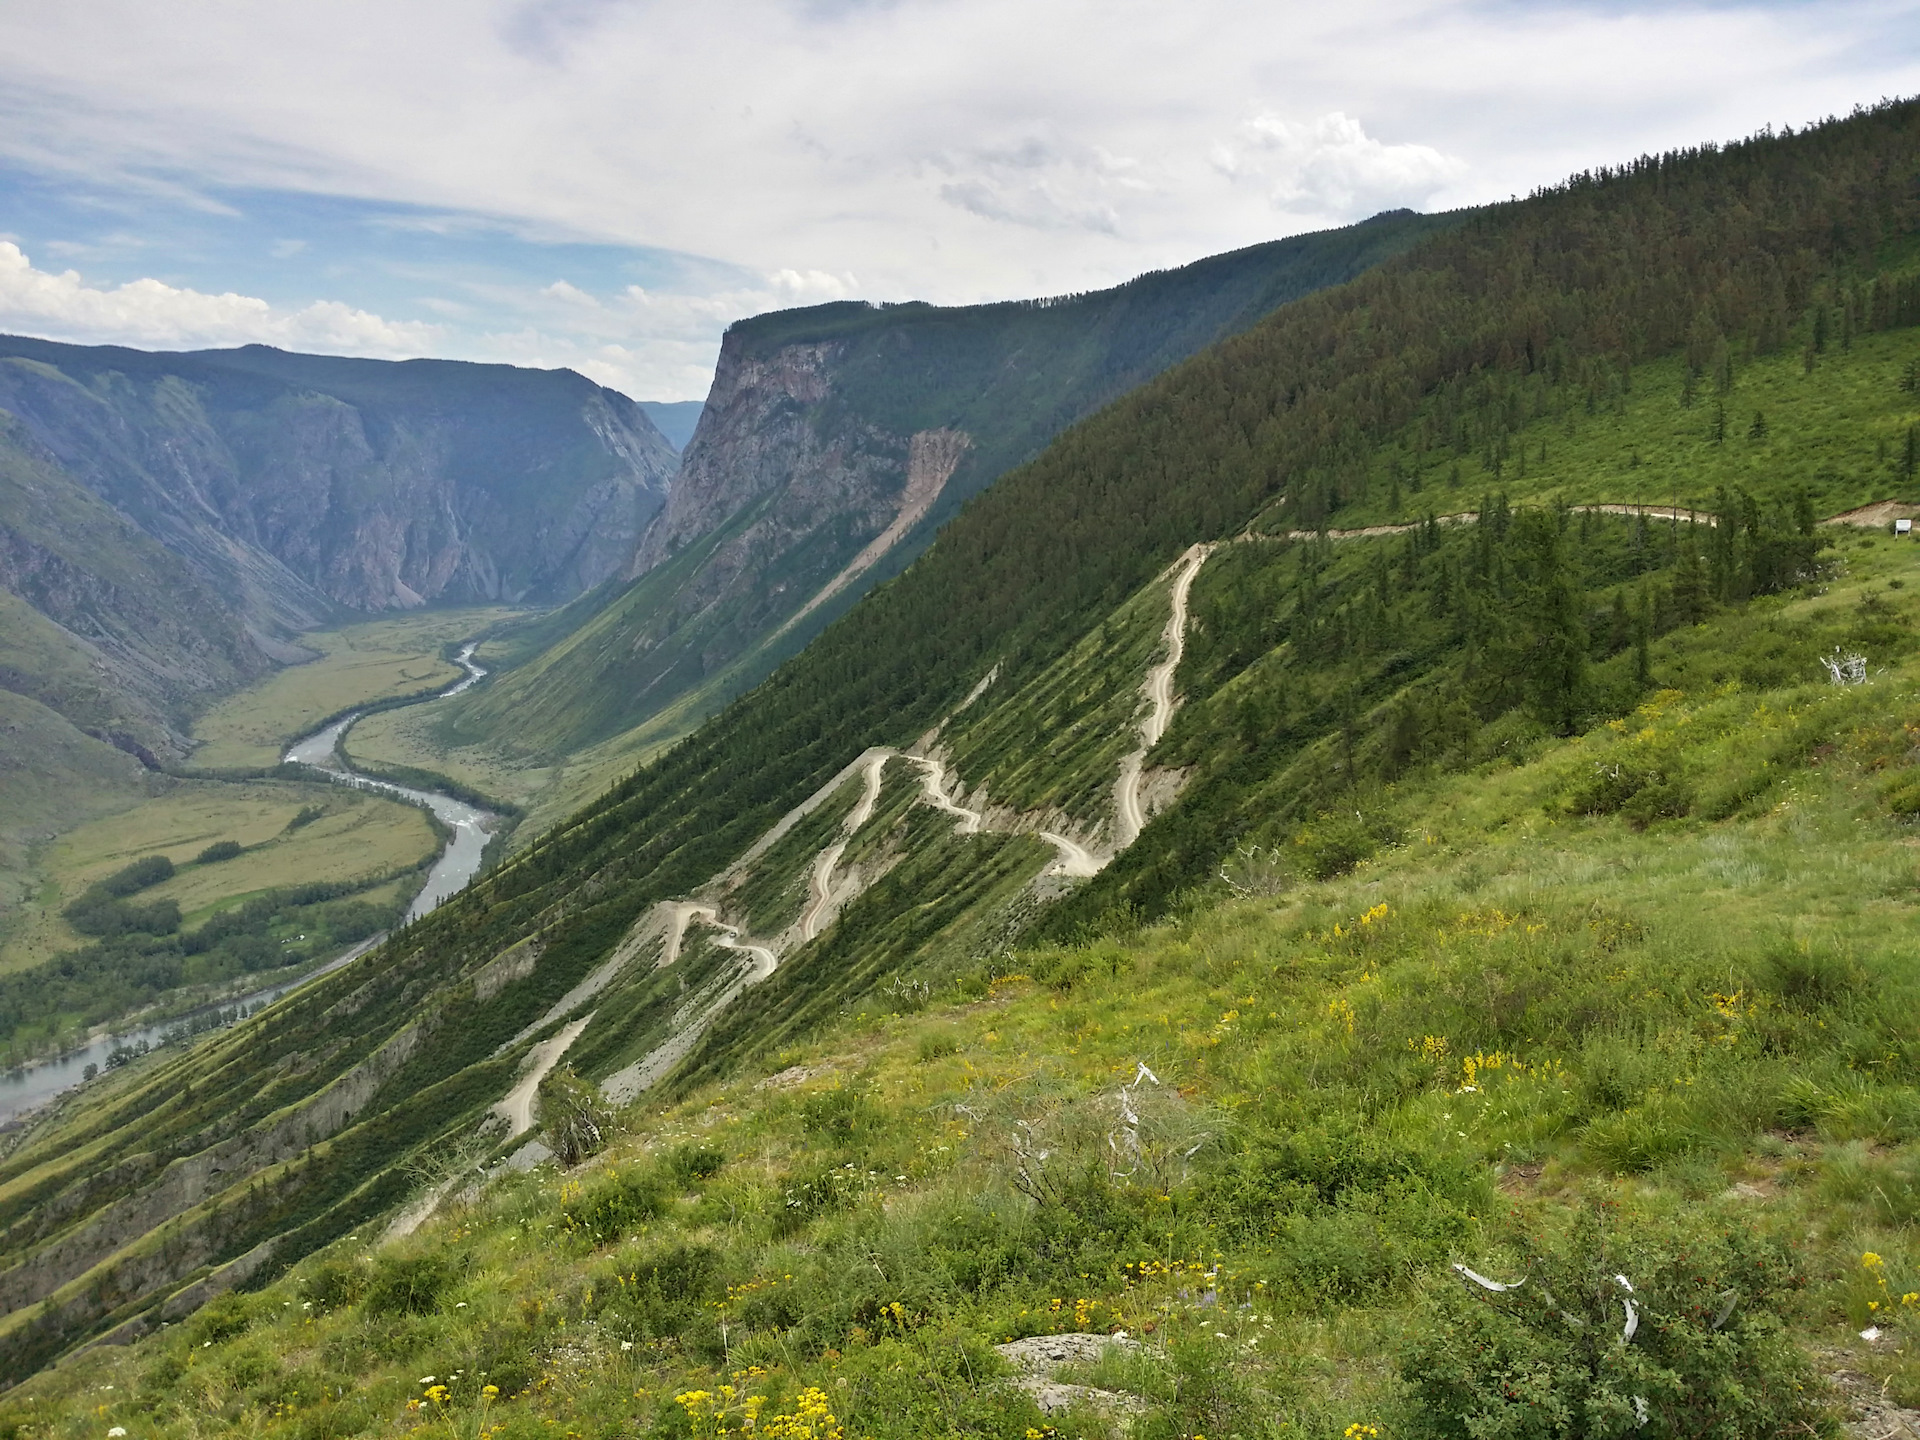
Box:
[1399,1205,1819,1439]
[538,1064,610,1166]
[96,855,174,897]
[798,1083,879,1141]
[1293,814,1382,880]
[62,897,182,937]
[663,1143,726,1186]
[591,1243,723,1343]
[196,840,244,864]
[775,1163,872,1237]
[299,1255,369,1314]
[561,1165,663,1247]
[364,1252,454,1317]
[189,1293,254,1345]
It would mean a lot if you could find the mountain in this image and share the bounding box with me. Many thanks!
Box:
[0,339,679,619]
[427,211,1455,812]
[638,400,704,451]
[3,99,1919,1413]
[0,341,680,1008]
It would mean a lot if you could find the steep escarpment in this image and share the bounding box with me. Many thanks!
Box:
[0,340,679,618]
[0,414,271,764]
[447,208,1455,765]
[7,104,1917,1387]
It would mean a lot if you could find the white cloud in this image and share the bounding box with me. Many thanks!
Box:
[0,241,441,354]
[4,0,1915,310]
[1220,111,1465,218]
[0,1,1915,391]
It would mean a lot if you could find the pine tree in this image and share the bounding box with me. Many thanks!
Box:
[1508,508,1588,733]
[1606,590,1631,654]
[1633,590,1653,688]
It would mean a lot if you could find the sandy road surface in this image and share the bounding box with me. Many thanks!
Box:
[1269,503,1717,544]
[495,1015,595,1138]
[1114,545,1211,848]
[911,754,1103,877]
[801,750,891,939]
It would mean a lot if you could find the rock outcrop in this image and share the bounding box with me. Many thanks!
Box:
[447,209,1453,766]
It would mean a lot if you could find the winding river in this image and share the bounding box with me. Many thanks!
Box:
[0,645,499,1124]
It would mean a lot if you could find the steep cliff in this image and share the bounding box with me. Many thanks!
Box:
[449,209,1456,767]
[0,413,271,764]
[0,340,679,619]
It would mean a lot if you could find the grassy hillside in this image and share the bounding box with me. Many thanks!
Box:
[2,102,1919,1402]
[423,211,1457,828]
[11,540,1920,1433]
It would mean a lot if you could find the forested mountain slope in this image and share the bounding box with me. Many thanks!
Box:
[3,101,1919,1399]
[427,210,1453,801]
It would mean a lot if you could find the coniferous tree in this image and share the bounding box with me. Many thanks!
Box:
[1507,508,1588,733]
[1633,589,1653,688]
[1606,590,1631,655]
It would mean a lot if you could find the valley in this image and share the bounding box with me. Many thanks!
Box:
[1,100,1920,1440]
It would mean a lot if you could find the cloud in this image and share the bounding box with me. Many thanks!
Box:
[0,0,1914,393]
[0,241,440,353]
[1219,111,1466,218]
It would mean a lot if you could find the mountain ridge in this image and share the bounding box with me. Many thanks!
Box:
[426,209,1457,823]
[2,102,1918,1404]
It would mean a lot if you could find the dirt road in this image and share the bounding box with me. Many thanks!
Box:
[801,750,890,939]
[1113,544,1211,848]
[495,1014,594,1138]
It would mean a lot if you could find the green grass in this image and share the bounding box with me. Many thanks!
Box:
[944,568,1168,833]
[1312,327,1920,532]
[190,607,518,770]
[12,589,1920,1433]
[0,781,438,975]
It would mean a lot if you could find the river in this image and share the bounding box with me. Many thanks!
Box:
[0,645,499,1125]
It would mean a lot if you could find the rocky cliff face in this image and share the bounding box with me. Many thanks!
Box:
[0,340,679,619]
[631,335,965,630]
[0,413,272,763]
[446,332,975,761]
[450,210,1457,766]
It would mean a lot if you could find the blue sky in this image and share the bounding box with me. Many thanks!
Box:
[1,1,1916,400]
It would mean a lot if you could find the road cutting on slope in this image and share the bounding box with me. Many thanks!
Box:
[1113,544,1212,849]
[802,748,890,939]
[483,546,1215,1122]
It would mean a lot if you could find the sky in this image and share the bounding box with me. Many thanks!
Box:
[0,2,1916,401]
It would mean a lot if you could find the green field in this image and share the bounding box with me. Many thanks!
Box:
[0,780,438,974]
[17,537,1920,1432]
[188,607,519,770]
[1,605,513,975]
